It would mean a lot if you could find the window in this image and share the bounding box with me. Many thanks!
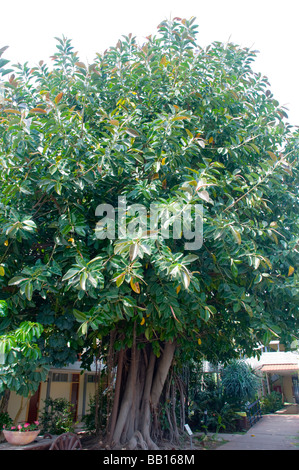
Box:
[52,373,69,382]
[87,375,99,383]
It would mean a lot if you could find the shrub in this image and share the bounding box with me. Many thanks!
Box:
[188,361,262,433]
[221,360,261,408]
[0,412,13,430]
[188,376,239,433]
[39,398,76,435]
[197,396,239,433]
[82,391,108,433]
[260,391,283,414]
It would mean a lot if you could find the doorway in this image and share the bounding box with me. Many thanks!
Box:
[273,385,282,394]
[70,374,80,421]
[27,384,41,423]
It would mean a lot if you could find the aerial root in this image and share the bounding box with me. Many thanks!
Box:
[117,430,159,450]
[125,431,149,450]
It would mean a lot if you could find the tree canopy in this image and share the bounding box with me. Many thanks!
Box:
[0,17,298,447]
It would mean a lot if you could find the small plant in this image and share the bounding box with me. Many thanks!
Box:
[260,391,283,414]
[0,412,13,430]
[39,398,75,435]
[215,414,226,434]
[82,391,108,433]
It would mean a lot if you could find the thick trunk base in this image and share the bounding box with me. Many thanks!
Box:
[106,340,176,450]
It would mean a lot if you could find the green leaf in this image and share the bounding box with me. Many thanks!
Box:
[88,273,98,288]
[231,261,238,277]
[242,301,253,317]
[230,226,241,245]
[0,300,8,318]
[126,128,140,137]
[115,273,125,287]
[79,322,88,336]
[8,276,28,286]
[200,307,210,322]
[73,309,87,322]
[267,151,277,162]
[171,115,190,121]
[181,271,190,289]
[182,254,198,265]
[25,282,33,301]
[0,46,9,57]
[197,190,211,203]
[22,219,37,229]
[250,143,260,154]
[80,271,88,290]
[144,327,152,340]
[62,268,80,282]
[55,182,62,195]
[129,243,139,261]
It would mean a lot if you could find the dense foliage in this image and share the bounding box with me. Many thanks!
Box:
[0,411,13,430]
[260,391,284,414]
[188,360,260,433]
[39,397,76,435]
[0,17,298,446]
[0,321,48,396]
[188,372,241,433]
[221,359,260,407]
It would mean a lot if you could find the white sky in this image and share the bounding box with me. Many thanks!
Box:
[1,0,299,125]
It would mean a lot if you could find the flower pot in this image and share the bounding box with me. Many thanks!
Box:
[3,430,40,446]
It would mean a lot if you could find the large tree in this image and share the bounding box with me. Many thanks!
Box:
[0,18,298,448]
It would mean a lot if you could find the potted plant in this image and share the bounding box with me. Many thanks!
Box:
[2,421,40,446]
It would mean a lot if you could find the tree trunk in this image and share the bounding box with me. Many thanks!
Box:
[107,347,124,446]
[107,339,176,450]
[171,381,180,443]
[0,390,10,414]
[177,376,186,432]
[13,394,31,425]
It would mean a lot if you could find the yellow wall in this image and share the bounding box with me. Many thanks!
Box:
[271,374,297,403]
[7,392,30,423]
[85,381,97,414]
[6,371,98,424]
[283,376,295,403]
[39,380,48,414]
[50,381,70,401]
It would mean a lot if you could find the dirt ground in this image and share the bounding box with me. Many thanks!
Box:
[79,432,224,451]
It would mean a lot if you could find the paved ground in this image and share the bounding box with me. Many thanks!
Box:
[215,414,299,450]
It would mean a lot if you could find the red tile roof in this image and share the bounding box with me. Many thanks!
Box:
[259,364,299,372]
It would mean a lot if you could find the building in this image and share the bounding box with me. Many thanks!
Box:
[4,342,299,426]
[200,341,299,406]
[246,342,299,404]
[6,359,102,425]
